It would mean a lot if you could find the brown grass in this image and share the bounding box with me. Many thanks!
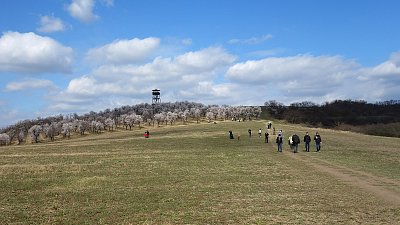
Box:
[0,120,399,224]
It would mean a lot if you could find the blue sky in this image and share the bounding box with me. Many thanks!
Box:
[1,0,400,127]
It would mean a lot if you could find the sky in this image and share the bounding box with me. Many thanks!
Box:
[1,0,400,128]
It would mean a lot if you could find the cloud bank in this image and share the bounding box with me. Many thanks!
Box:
[44,35,400,114]
[2,34,400,124]
[0,32,73,74]
[86,37,161,65]
[49,46,236,112]
[5,79,56,91]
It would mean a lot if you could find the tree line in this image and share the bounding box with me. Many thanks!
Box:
[264,99,400,127]
[0,101,262,145]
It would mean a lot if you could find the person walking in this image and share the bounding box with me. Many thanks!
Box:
[258,129,262,137]
[304,132,311,152]
[248,129,252,138]
[229,130,234,139]
[276,134,283,152]
[265,132,269,143]
[291,133,300,153]
[314,132,322,152]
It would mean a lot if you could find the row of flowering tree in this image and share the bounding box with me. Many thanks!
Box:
[0,102,261,145]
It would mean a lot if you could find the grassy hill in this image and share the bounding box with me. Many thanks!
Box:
[0,120,399,224]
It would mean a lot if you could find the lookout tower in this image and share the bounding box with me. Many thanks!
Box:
[152,89,161,104]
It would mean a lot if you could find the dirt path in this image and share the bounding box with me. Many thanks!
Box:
[284,151,400,206]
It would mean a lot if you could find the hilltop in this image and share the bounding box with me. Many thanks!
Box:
[0,119,399,223]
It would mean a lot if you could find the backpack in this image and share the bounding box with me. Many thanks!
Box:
[292,135,300,144]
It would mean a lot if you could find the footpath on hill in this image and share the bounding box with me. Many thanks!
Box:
[282,150,400,206]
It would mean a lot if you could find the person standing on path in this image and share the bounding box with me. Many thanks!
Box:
[248,129,252,138]
[314,132,322,152]
[276,134,283,152]
[265,132,269,143]
[258,128,262,137]
[291,133,300,153]
[304,132,311,152]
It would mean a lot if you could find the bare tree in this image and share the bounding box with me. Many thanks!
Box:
[166,112,177,125]
[205,111,214,123]
[17,130,25,144]
[134,114,143,129]
[193,108,201,123]
[90,121,104,134]
[61,122,72,138]
[28,125,42,143]
[217,107,226,120]
[182,109,190,124]
[154,113,165,127]
[118,114,128,130]
[46,122,58,141]
[0,133,10,146]
[104,118,115,131]
[124,114,136,130]
[78,120,89,135]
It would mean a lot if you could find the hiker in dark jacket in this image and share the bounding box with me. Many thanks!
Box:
[265,132,269,143]
[276,134,283,152]
[303,132,311,152]
[291,133,300,153]
[314,132,322,152]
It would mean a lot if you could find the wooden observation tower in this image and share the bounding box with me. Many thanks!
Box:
[152,89,161,104]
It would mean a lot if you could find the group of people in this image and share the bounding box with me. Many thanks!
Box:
[229,127,322,153]
[276,130,322,153]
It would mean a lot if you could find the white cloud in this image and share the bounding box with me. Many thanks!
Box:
[36,42,400,115]
[357,52,400,80]
[225,54,359,102]
[37,15,66,33]
[225,52,400,104]
[48,46,236,112]
[5,79,56,91]
[90,46,236,85]
[227,54,358,82]
[349,51,400,101]
[177,82,241,104]
[86,37,161,64]
[67,0,98,23]
[0,31,73,74]
[175,47,236,72]
[228,34,273,45]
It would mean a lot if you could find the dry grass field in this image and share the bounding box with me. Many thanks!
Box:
[1,120,399,224]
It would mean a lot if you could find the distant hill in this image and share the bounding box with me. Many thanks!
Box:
[0,101,262,145]
[264,99,400,137]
